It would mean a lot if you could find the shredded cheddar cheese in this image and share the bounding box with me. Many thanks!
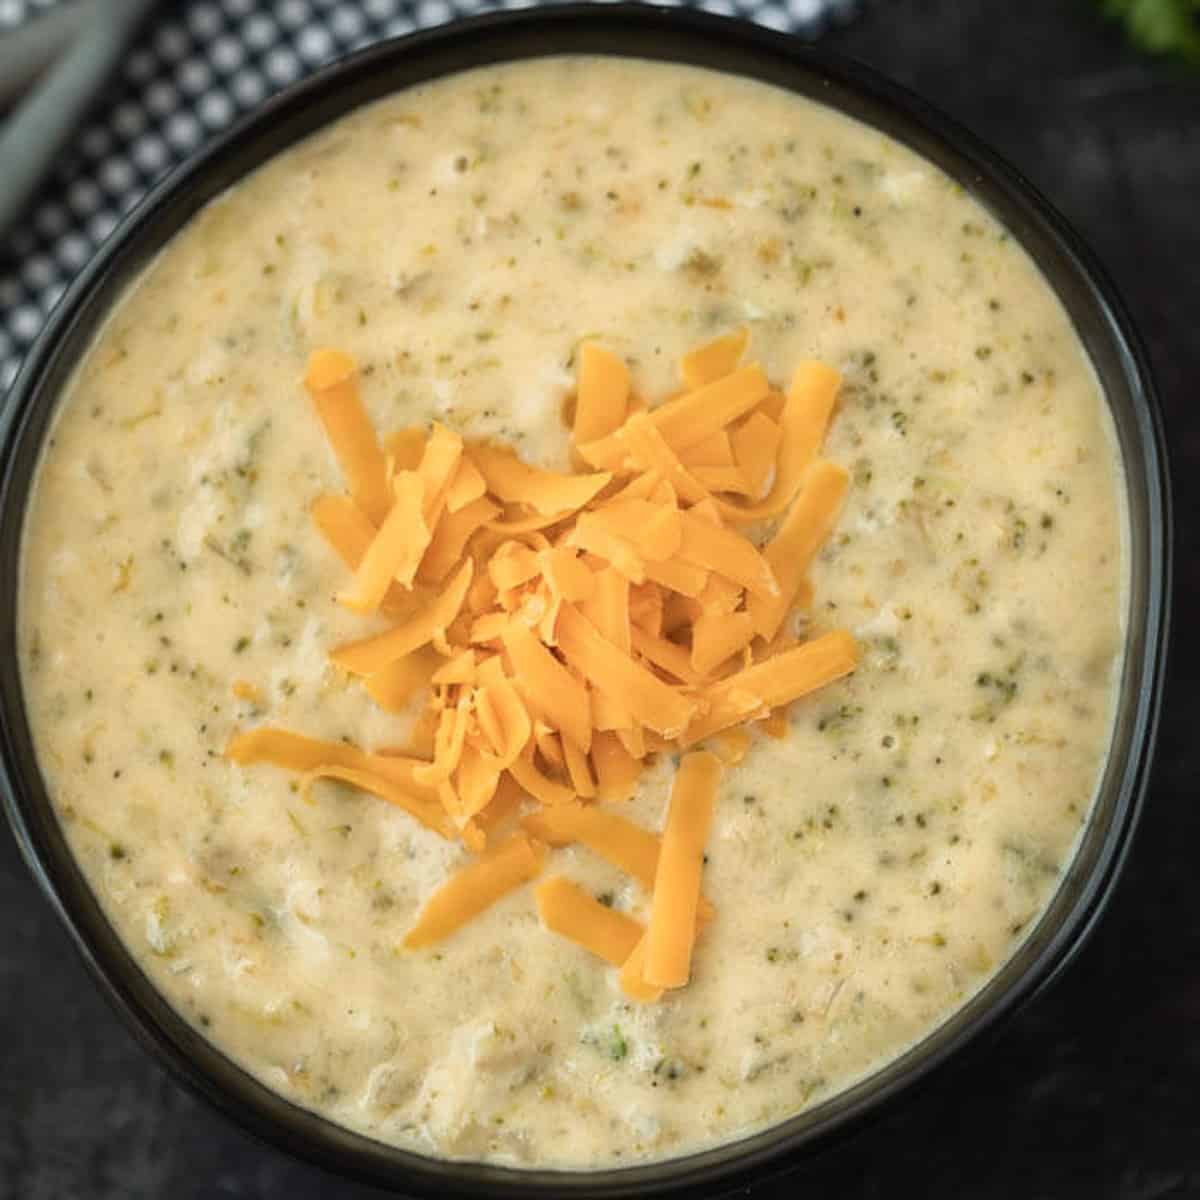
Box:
[304,349,392,525]
[337,472,430,613]
[534,876,644,967]
[227,332,859,996]
[618,933,664,1004]
[573,342,630,445]
[644,750,721,988]
[403,834,546,949]
[680,326,750,391]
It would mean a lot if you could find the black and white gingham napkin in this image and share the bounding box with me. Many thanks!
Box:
[0,0,858,391]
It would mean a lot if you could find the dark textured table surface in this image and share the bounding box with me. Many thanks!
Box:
[2,1,1197,1197]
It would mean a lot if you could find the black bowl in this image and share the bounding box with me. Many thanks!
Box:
[0,5,1171,1196]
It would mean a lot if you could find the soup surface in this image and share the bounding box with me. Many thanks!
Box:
[19,57,1124,1167]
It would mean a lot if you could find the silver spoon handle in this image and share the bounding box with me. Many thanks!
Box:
[0,0,160,243]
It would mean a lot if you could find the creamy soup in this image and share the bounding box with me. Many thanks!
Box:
[19,57,1124,1168]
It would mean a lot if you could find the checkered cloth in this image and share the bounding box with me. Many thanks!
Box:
[0,0,858,391]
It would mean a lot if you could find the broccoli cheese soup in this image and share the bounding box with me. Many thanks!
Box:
[18,56,1125,1168]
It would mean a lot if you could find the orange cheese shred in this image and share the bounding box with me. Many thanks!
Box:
[566,516,646,584]
[630,627,701,685]
[419,495,500,584]
[541,545,595,605]
[561,735,596,798]
[403,834,546,949]
[730,411,781,499]
[534,722,565,768]
[696,572,742,614]
[676,510,778,599]
[365,646,441,712]
[710,360,842,524]
[615,723,646,761]
[661,591,700,635]
[644,751,721,988]
[628,582,664,637]
[650,364,768,453]
[228,727,418,782]
[445,454,487,513]
[418,423,465,524]
[574,342,630,444]
[488,541,542,591]
[583,567,632,656]
[304,349,391,526]
[310,493,376,571]
[794,576,815,615]
[572,428,630,472]
[508,752,576,807]
[474,772,524,843]
[384,427,427,473]
[711,628,859,710]
[691,610,756,676]
[413,694,472,787]
[684,630,859,743]
[522,803,717,920]
[679,326,749,390]
[691,465,750,494]
[310,498,415,618]
[300,764,453,840]
[452,745,503,822]
[485,505,578,535]
[331,559,473,676]
[353,750,440,798]
[619,933,664,1004]
[460,818,487,855]
[590,730,642,803]
[470,442,611,515]
[679,430,736,469]
[618,411,713,507]
[226,729,442,812]
[430,648,476,686]
[760,707,790,739]
[337,471,429,613]
[522,803,657,892]
[500,621,592,753]
[474,676,532,770]
[469,611,512,646]
[711,727,752,766]
[556,604,697,739]
[589,498,682,563]
[404,711,439,759]
[590,688,633,734]
[643,556,709,598]
[748,459,849,640]
[535,875,643,966]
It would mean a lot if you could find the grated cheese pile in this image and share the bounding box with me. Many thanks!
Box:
[226,330,858,998]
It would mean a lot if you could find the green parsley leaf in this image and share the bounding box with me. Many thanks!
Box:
[608,1025,628,1062]
[1095,0,1200,65]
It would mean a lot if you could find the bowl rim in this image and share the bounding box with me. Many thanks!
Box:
[0,4,1172,1196]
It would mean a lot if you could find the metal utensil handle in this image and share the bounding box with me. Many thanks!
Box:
[0,0,160,244]
[0,0,93,111]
